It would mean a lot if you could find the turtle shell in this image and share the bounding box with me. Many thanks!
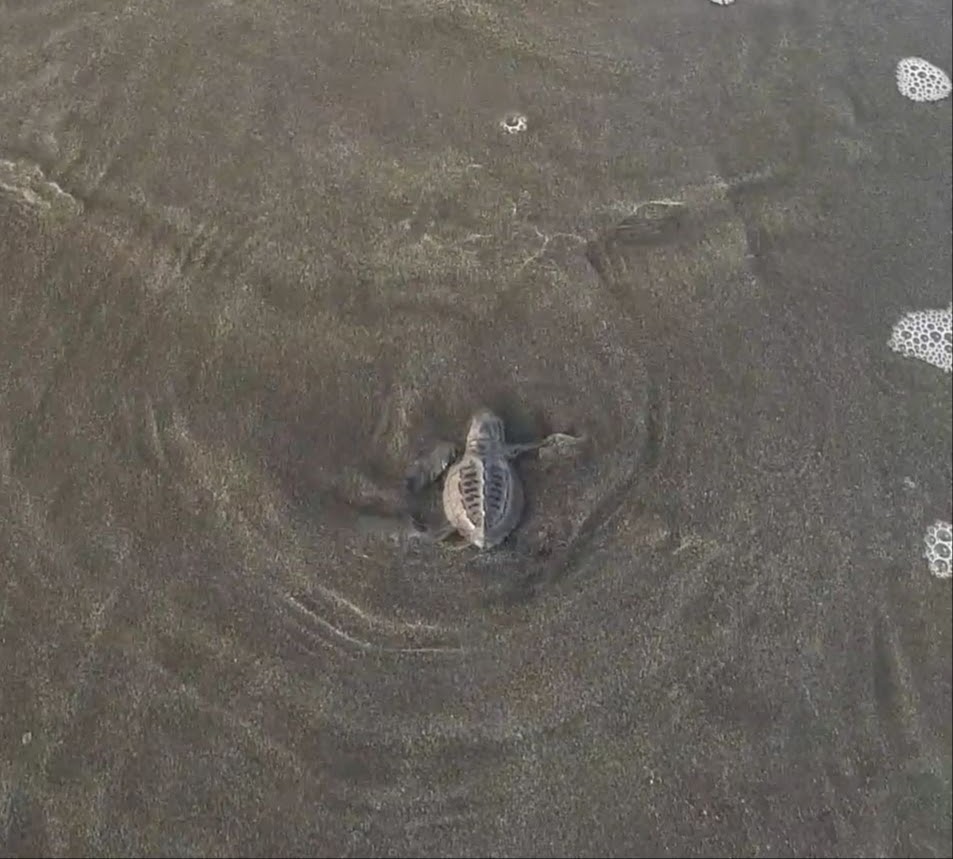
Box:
[442,451,525,548]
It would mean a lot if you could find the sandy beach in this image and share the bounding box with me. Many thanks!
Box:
[1,1,951,855]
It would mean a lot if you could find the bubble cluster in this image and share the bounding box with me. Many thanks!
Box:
[887,304,952,373]
[895,57,952,103]
[500,113,528,134]
[923,521,952,579]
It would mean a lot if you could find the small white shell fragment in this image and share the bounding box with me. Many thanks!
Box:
[924,521,952,579]
[895,57,952,103]
[709,0,736,5]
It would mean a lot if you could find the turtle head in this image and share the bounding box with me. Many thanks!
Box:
[466,409,506,448]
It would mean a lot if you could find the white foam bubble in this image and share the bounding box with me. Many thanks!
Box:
[500,113,528,134]
[923,521,952,579]
[887,304,952,373]
[896,57,952,103]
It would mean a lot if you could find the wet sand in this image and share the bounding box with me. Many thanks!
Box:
[1,1,951,856]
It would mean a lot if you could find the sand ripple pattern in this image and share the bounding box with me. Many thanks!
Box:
[1,0,950,855]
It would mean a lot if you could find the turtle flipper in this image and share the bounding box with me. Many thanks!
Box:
[404,441,460,495]
[537,432,586,457]
[408,519,459,545]
[404,440,461,546]
[504,433,586,460]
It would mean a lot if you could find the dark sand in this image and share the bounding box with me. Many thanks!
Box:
[1,1,951,856]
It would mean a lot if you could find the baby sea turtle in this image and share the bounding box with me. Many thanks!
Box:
[405,408,584,549]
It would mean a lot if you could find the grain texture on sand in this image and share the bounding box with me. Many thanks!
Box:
[1,0,951,856]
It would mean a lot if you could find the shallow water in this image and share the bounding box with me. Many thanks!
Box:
[1,1,951,856]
